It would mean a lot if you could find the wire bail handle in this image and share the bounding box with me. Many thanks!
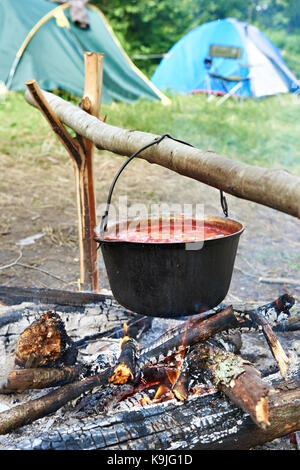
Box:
[98,134,229,238]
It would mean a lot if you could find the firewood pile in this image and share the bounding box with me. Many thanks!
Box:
[0,287,299,450]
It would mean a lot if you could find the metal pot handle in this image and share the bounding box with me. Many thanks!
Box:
[98,133,228,238]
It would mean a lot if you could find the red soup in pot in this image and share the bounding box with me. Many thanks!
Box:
[103,218,234,243]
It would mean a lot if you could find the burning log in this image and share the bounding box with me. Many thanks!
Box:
[0,309,236,434]
[0,361,177,435]
[172,367,189,401]
[188,343,272,428]
[138,295,294,371]
[138,306,241,369]
[109,334,138,385]
[0,297,296,439]
[15,311,77,368]
[76,366,176,413]
[0,366,83,393]
[172,330,242,401]
[3,371,298,450]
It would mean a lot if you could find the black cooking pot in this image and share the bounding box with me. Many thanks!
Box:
[94,134,244,318]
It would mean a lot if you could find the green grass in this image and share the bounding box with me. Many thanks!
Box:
[1,91,300,175]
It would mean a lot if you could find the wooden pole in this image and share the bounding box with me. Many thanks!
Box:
[25,89,300,219]
[79,52,104,291]
[25,75,102,291]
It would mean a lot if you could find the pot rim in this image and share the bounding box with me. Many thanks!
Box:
[94,214,244,246]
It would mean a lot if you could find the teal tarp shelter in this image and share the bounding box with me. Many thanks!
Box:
[0,0,168,103]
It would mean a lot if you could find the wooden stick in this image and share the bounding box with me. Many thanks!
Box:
[188,343,272,428]
[259,276,300,286]
[0,366,83,393]
[137,306,241,369]
[253,309,289,378]
[234,299,291,378]
[0,367,113,435]
[25,89,300,219]
[25,80,82,167]
[108,337,138,385]
[79,52,104,291]
[25,79,92,290]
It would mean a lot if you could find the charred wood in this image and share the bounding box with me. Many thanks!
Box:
[0,366,83,393]
[0,286,110,309]
[233,294,295,377]
[188,343,272,428]
[15,311,77,368]
[74,314,151,347]
[3,371,298,450]
[76,366,175,414]
[273,321,300,332]
[0,366,113,435]
[109,337,138,385]
[232,294,295,328]
[138,306,240,368]
[137,295,295,371]
[250,309,289,377]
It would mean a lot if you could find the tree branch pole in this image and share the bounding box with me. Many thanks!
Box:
[79,52,104,291]
[79,52,104,292]
[26,59,105,291]
[25,89,300,219]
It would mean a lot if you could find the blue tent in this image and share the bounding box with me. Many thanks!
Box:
[151,18,299,98]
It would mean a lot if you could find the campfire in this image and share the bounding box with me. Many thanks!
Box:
[0,286,299,450]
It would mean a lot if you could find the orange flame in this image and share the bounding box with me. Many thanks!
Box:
[120,322,130,347]
[191,385,216,396]
[191,385,203,396]
[155,384,173,400]
[140,323,191,406]
[140,385,174,405]
[168,321,189,387]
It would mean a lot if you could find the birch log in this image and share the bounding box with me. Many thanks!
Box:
[25,89,300,219]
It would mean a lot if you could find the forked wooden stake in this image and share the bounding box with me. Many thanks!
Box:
[25,53,104,291]
[79,52,104,291]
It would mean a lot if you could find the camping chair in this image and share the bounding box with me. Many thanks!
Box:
[205,45,250,105]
